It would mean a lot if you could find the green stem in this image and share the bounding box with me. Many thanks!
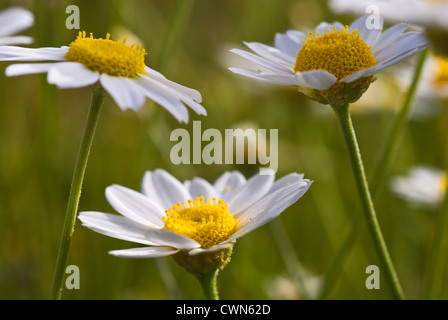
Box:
[424,167,448,299]
[320,51,428,299]
[331,103,405,300]
[50,85,107,300]
[196,271,220,300]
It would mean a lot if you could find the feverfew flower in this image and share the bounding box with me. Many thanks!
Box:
[78,170,312,277]
[0,7,33,46]
[229,15,429,107]
[330,0,448,55]
[390,166,446,208]
[0,31,205,123]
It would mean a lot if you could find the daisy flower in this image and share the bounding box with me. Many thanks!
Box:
[229,15,430,107]
[78,169,312,278]
[0,7,34,46]
[0,31,205,123]
[390,166,446,208]
[330,0,448,55]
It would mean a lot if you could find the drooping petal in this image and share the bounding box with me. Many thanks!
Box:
[105,184,166,228]
[78,211,162,246]
[243,41,296,66]
[79,211,200,249]
[230,48,294,73]
[133,76,190,123]
[188,243,234,256]
[100,74,145,110]
[48,62,100,89]
[0,36,33,46]
[145,66,202,102]
[6,63,55,76]
[229,67,337,89]
[0,46,68,61]
[140,74,206,116]
[109,246,179,258]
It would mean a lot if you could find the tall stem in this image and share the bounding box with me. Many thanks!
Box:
[320,51,428,299]
[331,103,405,300]
[196,271,220,300]
[50,85,107,300]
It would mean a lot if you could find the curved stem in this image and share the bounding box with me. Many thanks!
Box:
[331,103,405,300]
[50,85,107,300]
[196,271,220,300]
[320,51,428,299]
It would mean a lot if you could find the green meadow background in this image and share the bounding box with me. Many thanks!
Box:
[0,0,447,300]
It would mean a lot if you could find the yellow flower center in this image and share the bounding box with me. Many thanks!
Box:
[439,174,447,196]
[65,31,147,78]
[433,55,448,85]
[294,25,377,80]
[163,197,238,249]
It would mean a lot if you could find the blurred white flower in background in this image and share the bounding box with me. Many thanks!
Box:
[0,7,34,46]
[390,166,446,208]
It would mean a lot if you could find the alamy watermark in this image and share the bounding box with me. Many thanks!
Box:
[365,5,381,30]
[170,121,278,175]
[66,5,80,30]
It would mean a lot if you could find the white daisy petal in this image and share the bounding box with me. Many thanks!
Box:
[78,211,161,246]
[225,180,313,243]
[187,177,219,200]
[100,74,145,110]
[230,48,293,73]
[105,185,166,228]
[6,63,56,77]
[0,7,34,38]
[243,41,296,66]
[315,21,344,36]
[188,243,235,256]
[140,74,207,116]
[145,66,202,102]
[142,169,191,210]
[268,173,305,194]
[48,62,100,89]
[0,36,33,46]
[349,15,384,47]
[372,23,409,54]
[374,32,430,64]
[228,171,276,216]
[0,46,68,61]
[214,171,247,202]
[133,76,190,123]
[274,31,304,58]
[229,67,336,89]
[109,246,179,258]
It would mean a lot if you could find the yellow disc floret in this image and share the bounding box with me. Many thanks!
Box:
[163,196,238,249]
[434,55,448,86]
[65,31,147,78]
[295,25,377,80]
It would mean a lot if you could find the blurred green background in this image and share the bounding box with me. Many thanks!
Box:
[0,0,447,300]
